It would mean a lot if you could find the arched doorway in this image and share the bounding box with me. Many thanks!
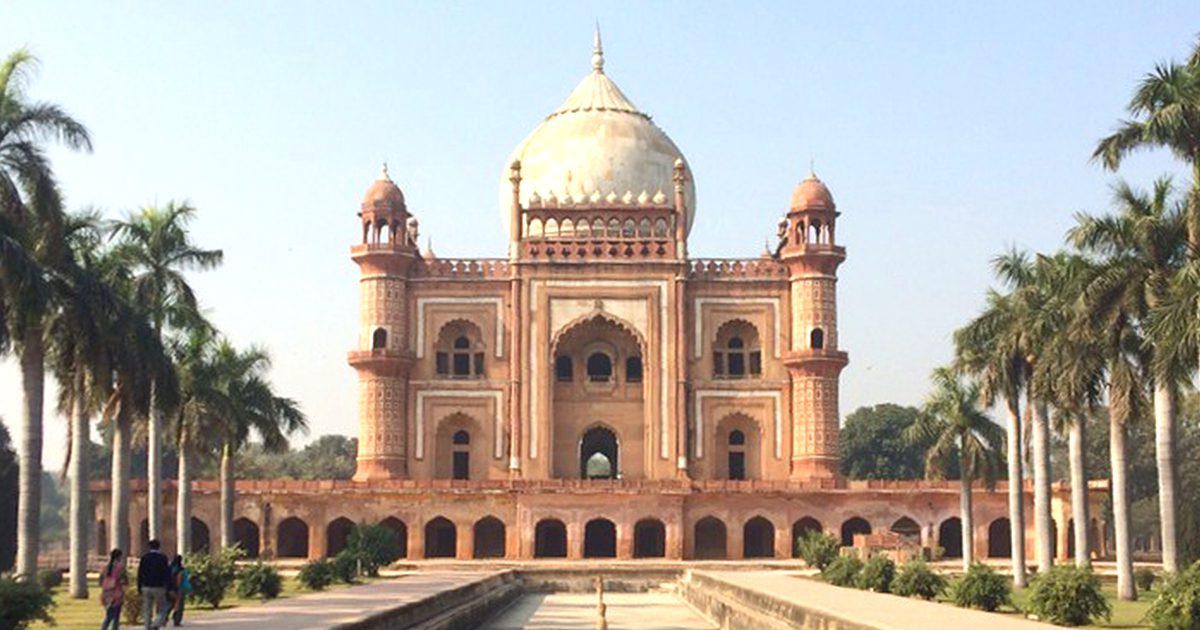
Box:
[633,519,666,558]
[96,520,108,556]
[694,517,727,560]
[435,414,481,480]
[138,519,150,555]
[841,517,871,547]
[584,518,616,558]
[534,519,567,558]
[473,517,506,559]
[326,517,354,557]
[425,517,457,558]
[988,518,1012,558]
[277,517,309,558]
[233,518,260,558]
[744,517,776,558]
[580,426,618,479]
[715,414,761,481]
[381,517,408,559]
[191,517,210,554]
[890,517,921,545]
[938,517,963,559]
[791,517,822,558]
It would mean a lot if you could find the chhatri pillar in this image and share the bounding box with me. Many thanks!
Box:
[779,171,849,481]
[349,165,417,481]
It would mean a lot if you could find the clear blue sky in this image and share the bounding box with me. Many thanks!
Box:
[4,2,1199,467]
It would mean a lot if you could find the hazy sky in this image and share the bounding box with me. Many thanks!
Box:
[4,2,1199,468]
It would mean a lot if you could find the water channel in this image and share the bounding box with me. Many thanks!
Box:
[479,592,716,630]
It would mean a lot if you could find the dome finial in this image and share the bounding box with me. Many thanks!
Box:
[808,157,816,179]
[380,161,391,181]
[592,23,604,72]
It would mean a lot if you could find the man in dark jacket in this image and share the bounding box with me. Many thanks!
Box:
[137,539,172,630]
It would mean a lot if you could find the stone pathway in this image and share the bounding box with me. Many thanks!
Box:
[186,571,499,630]
[481,593,716,630]
[705,571,1059,629]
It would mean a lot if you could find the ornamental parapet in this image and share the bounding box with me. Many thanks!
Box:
[413,258,510,279]
[688,258,788,280]
[523,238,675,260]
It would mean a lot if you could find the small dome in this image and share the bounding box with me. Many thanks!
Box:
[362,164,406,212]
[789,173,834,211]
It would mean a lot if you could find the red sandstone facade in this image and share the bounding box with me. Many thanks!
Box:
[90,35,1106,565]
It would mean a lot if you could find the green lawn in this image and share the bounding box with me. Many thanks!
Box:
[29,576,372,630]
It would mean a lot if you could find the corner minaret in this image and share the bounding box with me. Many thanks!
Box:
[349,165,417,481]
[779,170,849,481]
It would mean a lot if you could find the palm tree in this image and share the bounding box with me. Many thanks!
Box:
[211,342,306,551]
[909,366,1005,571]
[1093,41,1200,573]
[1069,178,1187,578]
[954,289,1028,586]
[0,47,92,578]
[171,323,222,556]
[110,202,221,541]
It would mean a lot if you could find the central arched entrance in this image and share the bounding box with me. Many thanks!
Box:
[580,426,618,479]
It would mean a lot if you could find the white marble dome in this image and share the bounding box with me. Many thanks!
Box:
[500,31,696,236]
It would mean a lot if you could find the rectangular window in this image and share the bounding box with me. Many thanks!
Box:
[728,352,746,377]
[435,352,449,375]
[729,452,746,481]
[749,351,762,376]
[453,353,471,377]
[626,357,643,383]
[452,452,469,480]
[713,352,725,376]
[555,356,573,382]
[473,352,485,376]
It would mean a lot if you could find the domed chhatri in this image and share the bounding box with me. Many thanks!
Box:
[789,171,835,212]
[362,163,406,212]
[499,27,696,235]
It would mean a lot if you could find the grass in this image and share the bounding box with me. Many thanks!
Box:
[1003,583,1155,630]
[28,575,375,630]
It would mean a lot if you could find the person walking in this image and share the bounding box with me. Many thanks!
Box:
[137,540,172,630]
[168,555,191,627]
[99,549,126,630]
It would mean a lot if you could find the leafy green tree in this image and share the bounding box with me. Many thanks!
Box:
[796,529,840,571]
[1094,37,1200,574]
[839,404,929,480]
[0,47,92,577]
[909,367,1005,571]
[343,522,401,577]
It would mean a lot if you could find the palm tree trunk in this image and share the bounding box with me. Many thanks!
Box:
[220,442,234,549]
[1032,399,1053,571]
[68,368,89,598]
[110,407,131,555]
[16,325,45,578]
[1110,412,1135,600]
[1069,415,1090,566]
[1005,396,1026,586]
[961,452,974,570]
[147,379,163,542]
[176,440,192,557]
[1153,381,1178,572]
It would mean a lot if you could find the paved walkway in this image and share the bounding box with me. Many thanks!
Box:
[705,571,1058,630]
[481,593,716,630]
[186,571,500,630]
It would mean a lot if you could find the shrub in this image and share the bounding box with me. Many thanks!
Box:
[893,559,948,600]
[821,555,863,587]
[332,551,359,584]
[1027,564,1111,626]
[1137,568,1159,593]
[298,559,336,591]
[185,546,243,608]
[236,562,282,600]
[856,554,896,592]
[344,522,402,577]
[36,569,63,593]
[0,577,54,630]
[122,584,142,625]
[1146,561,1200,630]
[951,562,1012,612]
[796,530,841,571]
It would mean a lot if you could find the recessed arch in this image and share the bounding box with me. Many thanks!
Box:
[716,414,760,481]
[792,517,823,558]
[890,516,921,543]
[938,517,963,559]
[633,518,666,558]
[380,517,407,559]
[841,517,871,547]
[424,517,457,559]
[989,517,1012,559]
[694,517,727,560]
[190,517,210,554]
[433,319,486,379]
[534,518,567,558]
[743,516,776,558]
[584,518,616,558]
[326,517,354,557]
[371,327,387,350]
[810,328,824,350]
[712,319,762,378]
[277,517,309,559]
[435,413,483,480]
[233,518,260,558]
[472,516,506,559]
[580,425,619,479]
